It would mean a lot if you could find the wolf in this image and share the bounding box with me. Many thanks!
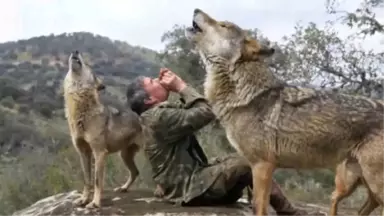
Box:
[331,157,380,215]
[63,50,150,209]
[184,8,384,215]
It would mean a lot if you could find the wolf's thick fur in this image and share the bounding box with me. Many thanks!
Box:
[185,9,384,216]
[331,157,380,215]
[63,51,147,209]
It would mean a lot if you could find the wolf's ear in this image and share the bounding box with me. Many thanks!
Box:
[94,75,105,91]
[242,38,275,61]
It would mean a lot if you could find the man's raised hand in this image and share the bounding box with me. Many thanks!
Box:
[159,68,186,92]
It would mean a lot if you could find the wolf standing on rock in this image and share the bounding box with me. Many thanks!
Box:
[63,51,149,209]
[184,8,384,216]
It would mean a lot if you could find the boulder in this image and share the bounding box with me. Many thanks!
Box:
[11,189,254,216]
[13,189,359,216]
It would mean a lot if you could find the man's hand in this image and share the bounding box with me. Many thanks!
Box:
[159,68,187,92]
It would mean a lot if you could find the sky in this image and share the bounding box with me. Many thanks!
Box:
[0,0,383,52]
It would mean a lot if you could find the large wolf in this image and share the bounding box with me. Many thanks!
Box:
[184,8,384,216]
[63,51,151,209]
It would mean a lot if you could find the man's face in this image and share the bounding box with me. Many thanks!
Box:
[142,77,169,105]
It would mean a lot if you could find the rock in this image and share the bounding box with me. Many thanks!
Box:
[11,190,254,216]
[12,189,360,216]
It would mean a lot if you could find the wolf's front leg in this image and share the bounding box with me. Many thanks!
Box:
[72,138,92,207]
[86,150,107,209]
[251,161,275,216]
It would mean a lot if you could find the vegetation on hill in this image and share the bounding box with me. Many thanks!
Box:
[0,0,383,215]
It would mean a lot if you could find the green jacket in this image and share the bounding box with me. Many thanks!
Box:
[141,85,219,205]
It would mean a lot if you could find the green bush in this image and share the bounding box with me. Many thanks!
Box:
[0,96,15,109]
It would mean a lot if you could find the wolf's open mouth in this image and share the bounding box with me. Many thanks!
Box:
[192,21,202,33]
[71,56,81,65]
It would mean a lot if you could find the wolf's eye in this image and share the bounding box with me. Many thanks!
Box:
[218,22,227,28]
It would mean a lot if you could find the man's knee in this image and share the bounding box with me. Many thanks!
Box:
[222,156,251,177]
[210,153,246,163]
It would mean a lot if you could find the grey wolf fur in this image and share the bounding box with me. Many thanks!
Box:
[63,51,148,209]
[184,8,384,215]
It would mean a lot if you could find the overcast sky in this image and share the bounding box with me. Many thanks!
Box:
[1,0,383,52]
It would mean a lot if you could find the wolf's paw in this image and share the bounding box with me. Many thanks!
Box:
[85,200,100,209]
[73,196,91,207]
[113,186,128,193]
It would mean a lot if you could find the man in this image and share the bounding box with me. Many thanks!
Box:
[125,68,322,215]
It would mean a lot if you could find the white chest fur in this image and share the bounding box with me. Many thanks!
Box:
[203,69,215,99]
[200,52,215,100]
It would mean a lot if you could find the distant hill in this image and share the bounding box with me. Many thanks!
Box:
[0,31,162,156]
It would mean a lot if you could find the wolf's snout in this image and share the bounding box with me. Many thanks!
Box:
[70,50,82,68]
[193,8,202,16]
[71,50,80,59]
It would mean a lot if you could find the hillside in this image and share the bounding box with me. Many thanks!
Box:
[0,31,161,156]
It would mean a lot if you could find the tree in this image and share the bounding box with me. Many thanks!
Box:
[326,0,384,36]
[271,22,383,98]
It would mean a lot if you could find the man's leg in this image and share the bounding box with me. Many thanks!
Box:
[208,154,325,215]
[270,180,326,216]
[221,157,305,215]
[182,154,251,206]
[182,176,245,206]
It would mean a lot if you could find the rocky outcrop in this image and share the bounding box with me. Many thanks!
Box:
[13,189,359,216]
[11,190,254,216]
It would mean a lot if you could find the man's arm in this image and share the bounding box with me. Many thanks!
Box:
[156,85,215,141]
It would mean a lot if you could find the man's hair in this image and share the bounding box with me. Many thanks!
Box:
[126,76,150,115]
